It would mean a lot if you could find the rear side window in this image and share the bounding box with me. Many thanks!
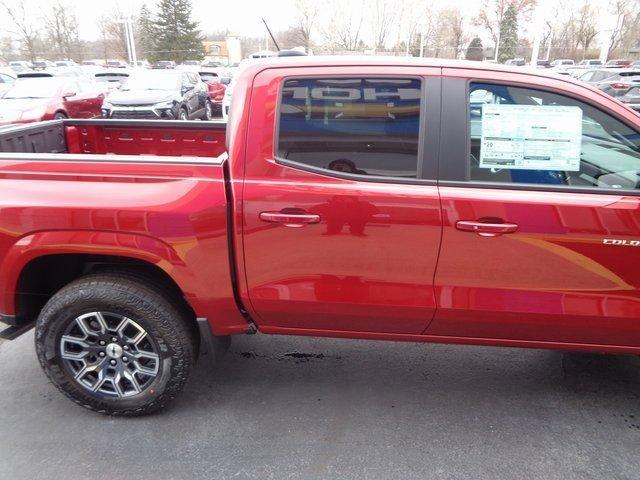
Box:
[277,77,422,179]
[469,82,640,190]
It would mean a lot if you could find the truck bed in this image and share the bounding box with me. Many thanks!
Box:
[0,118,247,337]
[0,119,227,158]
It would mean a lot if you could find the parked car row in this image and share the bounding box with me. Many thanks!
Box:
[502,56,640,112]
[0,66,228,126]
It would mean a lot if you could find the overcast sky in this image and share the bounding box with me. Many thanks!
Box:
[0,0,619,47]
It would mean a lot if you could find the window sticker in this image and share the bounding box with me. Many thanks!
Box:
[479,104,583,171]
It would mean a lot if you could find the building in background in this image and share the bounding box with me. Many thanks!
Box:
[203,36,242,65]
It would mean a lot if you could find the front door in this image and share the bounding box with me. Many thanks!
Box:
[241,67,443,334]
[430,72,640,347]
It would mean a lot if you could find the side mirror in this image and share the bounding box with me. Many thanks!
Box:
[221,77,231,85]
[181,84,194,94]
[62,90,77,99]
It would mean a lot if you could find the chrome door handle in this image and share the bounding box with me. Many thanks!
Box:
[259,211,321,227]
[456,220,518,237]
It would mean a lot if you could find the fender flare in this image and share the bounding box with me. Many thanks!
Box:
[0,229,187,316]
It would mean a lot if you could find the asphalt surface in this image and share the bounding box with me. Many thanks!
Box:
[1,331,639,480]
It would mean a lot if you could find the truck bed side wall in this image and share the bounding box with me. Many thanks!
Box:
[0,157,247,335]
[0,119,227,158]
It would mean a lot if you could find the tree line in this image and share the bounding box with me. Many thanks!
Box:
[1,0,640,64]
[0,0,203,63]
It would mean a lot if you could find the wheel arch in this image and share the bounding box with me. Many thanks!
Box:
[1,230,196,324]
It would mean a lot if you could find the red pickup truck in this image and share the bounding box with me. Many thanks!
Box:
[1,58,639,416]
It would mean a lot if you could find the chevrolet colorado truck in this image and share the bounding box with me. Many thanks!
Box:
[1,57,639,416]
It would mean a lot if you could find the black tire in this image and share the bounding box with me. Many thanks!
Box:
[35,273,197,416]
[201,100,213,120]
[53,112,67,120]
[179,107,188,121]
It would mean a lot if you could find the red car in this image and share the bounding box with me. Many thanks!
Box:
[198,69,227,116]
[0,58,639,415]
[0,77,103,126]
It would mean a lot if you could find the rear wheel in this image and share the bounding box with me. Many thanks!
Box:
[179,107,188,121]
[35,273,196,416]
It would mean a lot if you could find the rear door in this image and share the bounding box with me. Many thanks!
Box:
[430,69,640,347]
[241,66,443,334]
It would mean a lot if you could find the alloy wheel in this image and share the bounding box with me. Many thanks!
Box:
[59,312,160,398]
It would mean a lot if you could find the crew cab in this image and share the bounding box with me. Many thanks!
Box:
[0,57,639,416]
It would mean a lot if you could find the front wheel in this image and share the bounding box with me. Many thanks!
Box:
[35,273,196,416]
[178,107,188,121]
[53,112,67,120]
[201,100,213,120]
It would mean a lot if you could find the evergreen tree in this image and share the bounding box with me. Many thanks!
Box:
[465,37,484,61]
[137,4,156,60]
[497,3,518,63]
[151,0,204,63]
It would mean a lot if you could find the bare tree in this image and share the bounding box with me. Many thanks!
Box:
[0,0,40,62]
[96,8,132,61]
[575,2,598,57]
[607,0,632,58]
[369,0,396,50]
[290,0,318,52]
[45,1,81,60]
[321,0,364,52]
[432,8,467,59]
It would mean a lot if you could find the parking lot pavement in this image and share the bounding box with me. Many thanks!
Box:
[1,332,639,480]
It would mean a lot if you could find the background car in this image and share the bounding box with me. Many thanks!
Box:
[619,86,640,111]
[198,69,226,116]
[578,68,640,97]
[152,60,176,69]
[0,68,17,96]
[93,69,130,90]
[31,60,55,70]
[606,59,632,68]
[104,60,128,69]
[0,77,104,125]
[222,77,235,121]
[201,60,223,68]
[577,59,602,68]
[55,60,77,68]
[101,70,212,120]
[8,61,32,73]
[551,59,574,67]
[505,58,525,66]
[536,60,551,68]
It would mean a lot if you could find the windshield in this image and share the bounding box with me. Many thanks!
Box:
[2,78,62,99]
[95,73,129,83]
[199,72,218,83]
[121,73,180,91]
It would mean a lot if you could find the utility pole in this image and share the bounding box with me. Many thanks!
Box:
[119,17,137,64]
[545,26,553,61]
[494,32,500,61]
[529,1,545,66]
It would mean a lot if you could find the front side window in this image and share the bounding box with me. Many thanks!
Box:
[277,77,422,179]
[469,82,640,190]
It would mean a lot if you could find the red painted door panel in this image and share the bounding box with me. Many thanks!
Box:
[429,187,640,346]
[241,66,442,334]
